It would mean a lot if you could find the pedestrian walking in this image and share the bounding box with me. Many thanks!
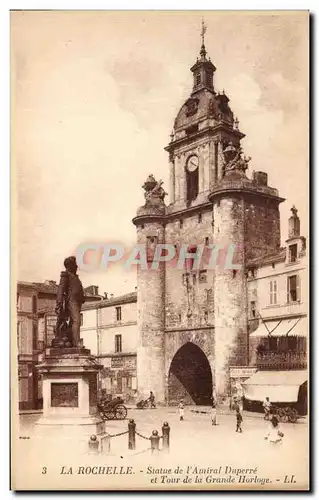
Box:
[265,415,284,445]
[211,402,217,426]
[235,406,243,433]
[178,400,185,421]
[263,397,271,421]
[148,391,156,409]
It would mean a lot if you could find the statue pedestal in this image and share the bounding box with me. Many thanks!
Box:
[34,348,105,450]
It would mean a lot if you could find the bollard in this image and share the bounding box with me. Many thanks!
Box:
[162,422,170,453]
[100,434,111,454]
[88,434,99,454]
[128,419,136,450]
[150,430,160,455]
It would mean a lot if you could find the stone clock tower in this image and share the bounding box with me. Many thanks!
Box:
[133,28,284,403]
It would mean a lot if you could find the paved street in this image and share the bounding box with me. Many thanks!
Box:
[15,406,308,490]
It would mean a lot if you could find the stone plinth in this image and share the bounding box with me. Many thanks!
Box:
[34,347,105,447]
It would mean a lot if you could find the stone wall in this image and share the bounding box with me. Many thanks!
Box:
[136,221,165,400]
[244,196,281,260]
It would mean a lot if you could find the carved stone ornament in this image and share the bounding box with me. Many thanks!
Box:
[223,142,251,174]
[142,174,167,204]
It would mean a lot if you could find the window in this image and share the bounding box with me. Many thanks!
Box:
[196,73,201,85]
[115,334,122,353]
[186,246,198,271]
[32,295,37,314]
[80,313,83,326]
[289,244,298,263]
[192,273,196,285]
[146,235,158,262]
[269,280,277,305]
[116,306,122,321]
[287,275,300,303]
[180,219,183,229]
[250,301,256,319]
[205,237,209,246]
[207,73,213,87]
[117,375,123,393]
[32,322,37,350]
[198,213,202,223]
[17,321,20,351]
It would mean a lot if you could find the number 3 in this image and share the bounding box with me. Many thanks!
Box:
[42,467,47,475]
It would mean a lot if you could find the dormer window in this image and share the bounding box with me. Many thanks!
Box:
[196,73,201,86]
[185,98,199,117]
[289,244,298,263]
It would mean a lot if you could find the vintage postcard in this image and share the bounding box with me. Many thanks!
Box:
[11,10,309,491]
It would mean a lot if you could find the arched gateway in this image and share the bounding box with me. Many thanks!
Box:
[168,342,212,405]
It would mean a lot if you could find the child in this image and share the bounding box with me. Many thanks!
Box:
[265,415,284,445]
[178,400,185,421]
[263,397,271,421]
[236,406,243,433]
[211,402,217,426]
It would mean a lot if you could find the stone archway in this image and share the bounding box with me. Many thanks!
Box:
[168,342,212,406]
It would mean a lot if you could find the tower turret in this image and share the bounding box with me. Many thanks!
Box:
[209,144,284,396]
[132,175,167,402]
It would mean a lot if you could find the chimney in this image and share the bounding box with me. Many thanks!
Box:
[84,285,99,296]
[288,205,300,239]
[110,294,114,299]
[253,171,268,186]
[103,292,108,299]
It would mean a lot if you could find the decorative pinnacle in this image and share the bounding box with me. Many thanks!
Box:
[200,18,207,59]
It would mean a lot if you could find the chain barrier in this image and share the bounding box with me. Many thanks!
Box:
[89,419,170,455]
[135,431,151,440]
[107,430,129,438]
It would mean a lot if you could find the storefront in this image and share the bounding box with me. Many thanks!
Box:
[229,366,258,410]
[242,370,308,415]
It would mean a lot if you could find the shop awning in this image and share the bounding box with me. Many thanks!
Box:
[250,317,307,338]
[242,370,307,403]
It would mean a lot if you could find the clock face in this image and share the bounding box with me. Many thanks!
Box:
[186,155,199,172]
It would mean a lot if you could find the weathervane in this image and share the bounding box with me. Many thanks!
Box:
[201,18,207,45]
[200,18,207,58]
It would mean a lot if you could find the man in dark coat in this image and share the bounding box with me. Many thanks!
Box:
[55,256,85,347]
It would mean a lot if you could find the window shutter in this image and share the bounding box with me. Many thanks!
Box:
[296,274,300,301]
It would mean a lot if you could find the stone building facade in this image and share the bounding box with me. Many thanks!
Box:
[133,37,285,404]
[242,207,308,414]
[80,293,138,402]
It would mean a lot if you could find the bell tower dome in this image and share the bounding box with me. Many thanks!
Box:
[165,21,245,211]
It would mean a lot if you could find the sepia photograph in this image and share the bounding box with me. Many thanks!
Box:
[10,10,309,491]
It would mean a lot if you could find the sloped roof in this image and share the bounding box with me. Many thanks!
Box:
[246,248,286,268]
[82,292,137,310]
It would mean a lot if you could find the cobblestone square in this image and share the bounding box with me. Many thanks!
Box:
[16,407,308,490]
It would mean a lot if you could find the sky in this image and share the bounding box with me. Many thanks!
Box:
[11,10,309,296]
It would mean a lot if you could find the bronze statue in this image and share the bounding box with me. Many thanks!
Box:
[54,256,85,348]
